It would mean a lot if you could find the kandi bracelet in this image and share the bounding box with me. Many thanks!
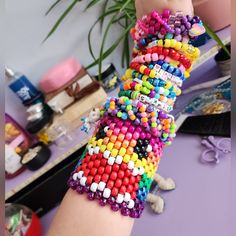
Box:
[68,9,205,218]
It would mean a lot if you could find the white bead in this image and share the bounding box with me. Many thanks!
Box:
[90,182,98,192]
[132,167,139,176]
[116,194,124,204]
[103,188,111,198]
[159,87,165,94]
[108,156,115,165]
[127,199,135,209]
[124,193,131,202]
[103,150,110,159]
[139,167,145,175]
[98,181,106,191]
[87,144,92,149]
[115,155,123,164]
[88,148,94,155]
[128,161,134,170]
[80,177,87,186]
[72,173,78,181]
[77,171,84,179]
[94,146,100,154]
[104,126,109,132]
[146,144,152,152]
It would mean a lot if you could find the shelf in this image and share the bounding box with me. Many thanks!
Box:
[5,26,231,201]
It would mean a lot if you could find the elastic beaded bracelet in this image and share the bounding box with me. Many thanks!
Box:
[68,9,204,219]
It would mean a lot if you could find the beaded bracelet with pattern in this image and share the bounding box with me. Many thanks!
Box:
[68,9,205,218]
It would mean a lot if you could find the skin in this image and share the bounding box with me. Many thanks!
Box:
[47,1,193,236]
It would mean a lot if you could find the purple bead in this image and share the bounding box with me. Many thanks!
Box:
[180,25,186,32]
[149,90,156,98]
[193,16,200,23]
[84,185,90,193]
[147,105,154,113]
[95,191,102,199]
[191,19,196,24]
[130,210,138,218]
[121,202,127,209]
[111,203,120,212]
[87,192,95,200]
[134,118,141,126]
[121,208,130,216]
[174,34,182,41]
[99,198,107,206]
[70,181,78,190]
[174,27,181,35]
[76,185,84,194]
[186,22,191,29]
[107,197,116,205]
[111,110,117,116]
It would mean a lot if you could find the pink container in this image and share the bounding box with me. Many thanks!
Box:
[193,0,231,31]
[39,57,82,93]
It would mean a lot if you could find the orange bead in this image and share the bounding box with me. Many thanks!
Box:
[110,135,117,143]
[126,146,134,155]
[129,139,137,147]
[151,111,156,117]
[130,115,136,121]
[122,140,129,148]
[141,117,148,123]
[159,95,165,101]
[114,140,122,149]
[139,106,146,112]
[118,133,125,142]
[148,151,154,158]
[106,130,113,137]
[103,137,110,145]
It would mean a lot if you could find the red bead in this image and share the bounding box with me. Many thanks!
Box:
[88,161,94,169]
[102,173,109,182]
[117,170,125,179]
[90,167,97,176]
[112,164,120,172]
[110,171,117,181]
[111,187,119,197]
[119,185,126,194]
[125,169,131,177]
[97,153,103,159]
[156,47,163,54]
[133,183,139,191]
[85,155,90,163]
[94,174,101,183]
[147,48,152,54]
[87,176,93,185]
[126,184,133,193]
[101,159,107,166]
[84,169,90,177]
[76,166,81,172]
[162,48,169,57]
[91,154,96,161]
[123,177,129,186]
[115,179,122,188]
[107,180,114,189]
[136,175,141,182]
[144,68,151,76]
[130,192,136,199]
[129,176,136,184]
[105,165,112,174]
[120,163,127,170]
[94,160,101,168]
[98,166,105,175]
[81,163,87,170]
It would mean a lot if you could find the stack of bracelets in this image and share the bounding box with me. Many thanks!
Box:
[68,9,205,218]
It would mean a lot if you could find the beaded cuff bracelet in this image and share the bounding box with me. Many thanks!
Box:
[68,9,205,218]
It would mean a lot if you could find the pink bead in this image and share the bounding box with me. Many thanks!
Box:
[124,121,131,127]
[145,54,152,62]
[116,121,123,128]
[159,55,165,60]
[106,120,112,125]
[135,127,142,133]
[140,132,146,139]
[140,56,145,63]
[146,133,151,140]
[109,123,116,130]
[179,64,186,72]
[113,128,120,136]
[128,126,135,133]
[150,138,156,145]
[165,56,171,63]
[125,132,132,140]
[142,123,148,128]
[133,132,140,140]
[121,127,128,134]
[141,112,147,118]
[152,53,158,61]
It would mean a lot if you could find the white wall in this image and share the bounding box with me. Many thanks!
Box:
[5,0,126,126]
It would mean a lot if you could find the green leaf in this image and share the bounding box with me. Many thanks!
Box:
[45,0,62,16]
[100,0,109,30]
[86,19,134,70]
[119,0,133,13]
[85,0,102,10]
[204,23,231,57]
[88,9,118,60]
[43,0,79,42]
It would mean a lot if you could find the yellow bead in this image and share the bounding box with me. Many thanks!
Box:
[119,147,126,156]
[123,154,130,163]
[135,84,142,91]
[164,81,172,89]
[92,140,97,147]
[97,139,103,147]
[142,75,149,81]
[140,65,146,74]
[135,159,142,167]
[187,67,193,73]
[170,39,177,48]
[157,40,163,47]
[125,69,132,78]
[100,145,106,153]
[184,71,190,79]
[107,142,114,151]
[111,148,118,157]
[142,158,147,166]
[181,43,188,52]
[164,39,171,48]
[176,88,182,96]
[131,153,138,162]
[193,48,200,58]
[175,42,182,51]
[149,69,157,78]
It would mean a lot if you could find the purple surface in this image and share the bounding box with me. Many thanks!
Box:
[40,134,232,236]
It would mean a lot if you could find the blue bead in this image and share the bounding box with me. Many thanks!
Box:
[149,64,154,69]
[157,60,164,65]
[165,32,173,39]
[167,66,175,73]
[173,68,181,76]
[138,74,142,79]
[161,63,169,70]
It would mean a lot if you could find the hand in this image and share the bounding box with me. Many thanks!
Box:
[135,0,194,19]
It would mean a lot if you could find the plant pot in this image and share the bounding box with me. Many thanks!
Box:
[214,44,231,76]
[193,0,230,31]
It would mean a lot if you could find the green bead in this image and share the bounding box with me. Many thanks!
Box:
[165,32,173,39]
[170,128,175,133]
[163,133,168,138]
[126,105,132,111]
[117,111,122,117]
[151,122,157,128]
[139,181,144,188]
